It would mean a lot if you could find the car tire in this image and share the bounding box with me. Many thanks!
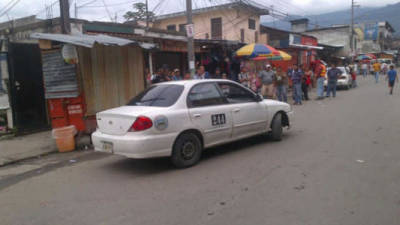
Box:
[270,113,283,141]
[171,132,202,168]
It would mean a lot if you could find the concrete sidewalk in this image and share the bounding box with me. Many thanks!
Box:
[0,131,57,167]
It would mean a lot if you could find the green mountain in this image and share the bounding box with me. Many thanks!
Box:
[262,2,400,36]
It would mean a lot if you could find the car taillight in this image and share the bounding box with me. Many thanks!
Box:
[129,116,153,132]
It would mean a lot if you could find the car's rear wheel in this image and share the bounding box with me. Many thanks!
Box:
[270,113,283,141]
[171,133,202,168]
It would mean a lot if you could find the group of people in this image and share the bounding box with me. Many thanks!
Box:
[146,59,399,103]
[146,65,230,86]
[357,60,399,95]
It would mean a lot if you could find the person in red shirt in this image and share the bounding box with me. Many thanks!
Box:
[350,67,357,88]
[302,65,312,101]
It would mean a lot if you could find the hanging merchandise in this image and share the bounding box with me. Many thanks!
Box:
[62,44,78,64]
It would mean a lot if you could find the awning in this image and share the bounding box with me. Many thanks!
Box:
[318,43,344,49]
[30,33,156,49]
[289,44,323,50]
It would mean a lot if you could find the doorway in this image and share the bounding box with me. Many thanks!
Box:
[8,43,48,131]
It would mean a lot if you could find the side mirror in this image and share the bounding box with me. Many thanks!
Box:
[256,94,263,102]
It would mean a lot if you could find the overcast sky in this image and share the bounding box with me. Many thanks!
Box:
[0,0,399,23]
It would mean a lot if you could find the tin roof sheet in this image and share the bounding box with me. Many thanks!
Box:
[30,33,156,49]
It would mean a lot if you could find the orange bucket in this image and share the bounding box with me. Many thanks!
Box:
[52,125,77,152]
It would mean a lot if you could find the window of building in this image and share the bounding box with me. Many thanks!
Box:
[167,24,176,31]
[179,24,186,33]
[211,17,222,39]
[240,29,245,43]
[248,19,256,30]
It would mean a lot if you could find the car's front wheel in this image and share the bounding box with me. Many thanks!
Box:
[270,113,283,141]
[171,133,202,168]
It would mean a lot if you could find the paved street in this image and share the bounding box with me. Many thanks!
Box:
[1,77,400,225]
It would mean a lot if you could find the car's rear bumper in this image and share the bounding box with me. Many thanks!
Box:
[92,131,178,159]
[286,110,294,128]
[324,80,349,87]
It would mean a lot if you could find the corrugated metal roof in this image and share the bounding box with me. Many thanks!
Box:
[30,33,156,49]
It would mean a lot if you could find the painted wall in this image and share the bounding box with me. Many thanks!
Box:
[153,8,263,43]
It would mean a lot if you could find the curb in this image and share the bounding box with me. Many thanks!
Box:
[0,149,58,168]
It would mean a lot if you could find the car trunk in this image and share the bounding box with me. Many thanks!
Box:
[96,106,160,135]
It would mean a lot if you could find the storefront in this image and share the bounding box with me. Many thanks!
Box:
[31,33,155,133]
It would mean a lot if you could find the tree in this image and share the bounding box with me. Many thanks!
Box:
[123,2,155,22]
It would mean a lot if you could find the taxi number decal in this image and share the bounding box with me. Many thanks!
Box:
[211,114,226,126]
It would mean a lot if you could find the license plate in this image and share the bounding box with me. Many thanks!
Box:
[102,141,113,153]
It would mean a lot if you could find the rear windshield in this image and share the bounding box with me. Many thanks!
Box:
[127,84,184,107]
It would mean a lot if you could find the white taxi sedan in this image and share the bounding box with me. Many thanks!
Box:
[324,67,352,90]
[92,80,293,168]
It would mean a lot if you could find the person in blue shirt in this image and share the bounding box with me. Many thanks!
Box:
[386,65,399,95]
[292,64,304,105]
[326,63,342,98]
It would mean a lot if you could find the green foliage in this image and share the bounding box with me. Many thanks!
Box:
[123,2,155,22]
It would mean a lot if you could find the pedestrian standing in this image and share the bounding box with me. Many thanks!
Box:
[361,62,368,78]
[292,64,303,105]
[194,66,211,79]
[211,67,222,79]
[183,72,191,80]
[249,72,258,93]
[314,61,326,100]
[302,66,312,101]
[258,64,276,99]
[386,65,399,95]
[350,67,357,88]
[145,68,152,87]
[372,60,381,83]
[238,67,250,88]
[326,63,342,98]
[381,62,388,75]
[172,69,182,80]
[152,68,171,84]
[274,67,288,102]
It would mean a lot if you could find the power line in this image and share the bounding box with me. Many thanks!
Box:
[0,0,21,18]
[80,0,140,8]
[0,0,16,15]
[101,0,114,21]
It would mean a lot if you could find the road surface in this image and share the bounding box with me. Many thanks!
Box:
[1,77,400,225]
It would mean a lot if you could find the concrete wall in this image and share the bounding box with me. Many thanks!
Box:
[153,8,263,43]
[306,27,352,57]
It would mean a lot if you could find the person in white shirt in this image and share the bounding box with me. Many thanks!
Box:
[361,63,368,78]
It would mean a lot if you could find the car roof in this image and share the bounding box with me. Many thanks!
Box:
[155,79,235,86]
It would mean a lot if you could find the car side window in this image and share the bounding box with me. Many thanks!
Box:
[217,82,257,104]
[188,83,225,108]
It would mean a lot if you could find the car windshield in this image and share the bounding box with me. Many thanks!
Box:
[127,84,184,107]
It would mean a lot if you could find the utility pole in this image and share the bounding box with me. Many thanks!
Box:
[59,0,71,34]
[186,0,195,77]
[351,0,359,56]
[74,2,77,18]
[145,0,149,29]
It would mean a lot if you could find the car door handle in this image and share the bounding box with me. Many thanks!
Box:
[193,114,201,118]
[233,108,241,113]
